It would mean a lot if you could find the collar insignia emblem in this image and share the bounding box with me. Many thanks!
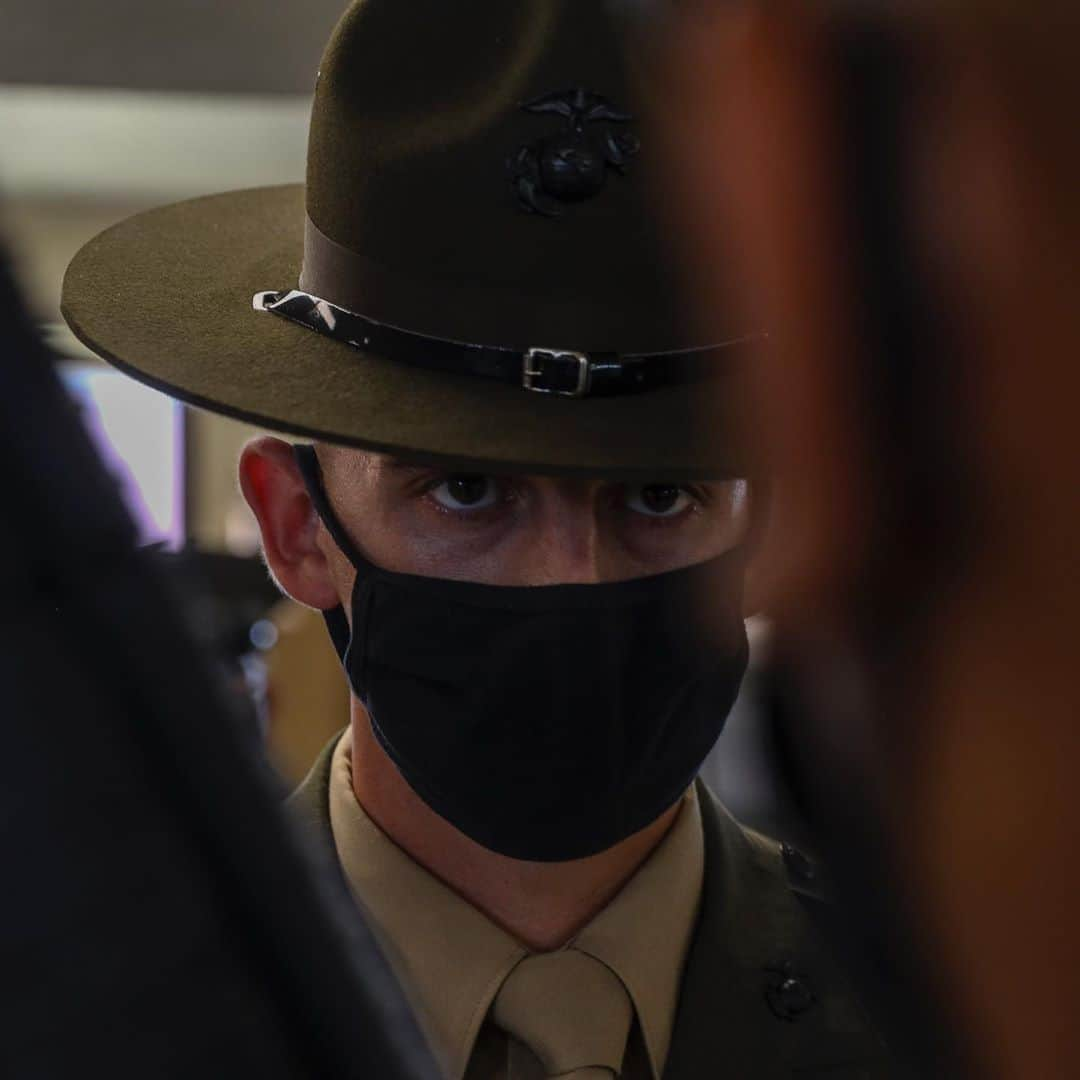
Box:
[764,961,817,1022]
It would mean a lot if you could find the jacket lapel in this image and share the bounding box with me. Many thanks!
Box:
[662,782,896,1079]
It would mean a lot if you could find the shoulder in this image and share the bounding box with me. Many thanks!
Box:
[741,822,828,906]
[678,781,901,1077]
[694,778,829,922]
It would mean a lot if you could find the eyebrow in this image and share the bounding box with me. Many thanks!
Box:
[379,457,508,478]
[376,457,726,489]
[379,457,441,475]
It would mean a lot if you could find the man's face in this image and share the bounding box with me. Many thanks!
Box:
[314,444,749,591]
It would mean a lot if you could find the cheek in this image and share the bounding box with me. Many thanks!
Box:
[617,488,750,573]
[617,516,738,574]
[342,501,518,581]
[321,541,359,606]
[403,527,532,584]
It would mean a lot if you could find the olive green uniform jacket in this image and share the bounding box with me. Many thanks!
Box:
[291,740,899,1079]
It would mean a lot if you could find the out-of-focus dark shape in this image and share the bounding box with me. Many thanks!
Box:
[0,249,437,1077]
[661,2,1080,1076]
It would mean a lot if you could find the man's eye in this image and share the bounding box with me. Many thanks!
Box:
[625,484,694,518]
[430,475,499,511]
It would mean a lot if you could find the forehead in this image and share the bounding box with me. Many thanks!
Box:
[311,443,679,488]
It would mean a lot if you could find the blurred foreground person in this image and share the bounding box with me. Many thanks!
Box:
[61,2,901,1076]
[665,3,1080,1075]
[0,251,434,1076]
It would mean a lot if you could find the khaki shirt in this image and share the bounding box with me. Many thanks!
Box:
[327,728,704,1080]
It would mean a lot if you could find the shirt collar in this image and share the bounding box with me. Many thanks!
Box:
[571,782,704,1077]
[328,728,704,1080]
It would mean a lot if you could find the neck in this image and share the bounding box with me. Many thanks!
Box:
[348,702,680,952]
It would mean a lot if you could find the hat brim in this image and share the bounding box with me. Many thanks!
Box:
[61,185,746,481]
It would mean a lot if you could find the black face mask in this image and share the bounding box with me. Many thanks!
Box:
[294,445,749,862]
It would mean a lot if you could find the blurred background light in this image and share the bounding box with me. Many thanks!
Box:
[0,86,311,203]
[59,357,186,549]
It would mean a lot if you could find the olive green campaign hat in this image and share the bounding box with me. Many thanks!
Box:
[62,0,751,480]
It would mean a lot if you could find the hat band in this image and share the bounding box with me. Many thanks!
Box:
[298,211,745,354]
[253,287,748,399]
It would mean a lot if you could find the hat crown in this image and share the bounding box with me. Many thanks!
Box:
[304,0,698,351]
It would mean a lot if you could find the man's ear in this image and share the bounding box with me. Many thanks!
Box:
[238,436,342,611]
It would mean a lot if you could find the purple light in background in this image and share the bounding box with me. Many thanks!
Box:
[59,363,185,548]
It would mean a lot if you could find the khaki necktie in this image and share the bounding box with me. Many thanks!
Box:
[492,949,634,1079]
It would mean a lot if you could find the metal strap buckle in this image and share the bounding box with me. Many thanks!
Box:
[522,348,592,398]
[252,290,282,311]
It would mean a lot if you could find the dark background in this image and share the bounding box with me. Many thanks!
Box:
[1,0,345,94]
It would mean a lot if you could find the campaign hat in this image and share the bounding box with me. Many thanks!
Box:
[62,0,751,480]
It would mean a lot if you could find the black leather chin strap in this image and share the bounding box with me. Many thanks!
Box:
[255,288,755,400]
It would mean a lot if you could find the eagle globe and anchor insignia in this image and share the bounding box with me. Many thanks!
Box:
[508,88,641,217]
